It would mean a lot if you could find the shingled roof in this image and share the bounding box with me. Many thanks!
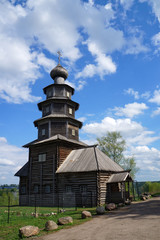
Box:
[56,147,123,173]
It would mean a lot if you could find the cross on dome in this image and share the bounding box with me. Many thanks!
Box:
[57,51,62,64]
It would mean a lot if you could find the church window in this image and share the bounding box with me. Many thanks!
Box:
[72,129,75,136]
[44,185,51,194]
[66,185,72,193]
[67,91,70,97]
[46,106,50,113]
[33,185,39,194]
[80,185,87,193]
[48,90,52,97]
[38,153,46,162]
[42,129,45,136]
[69,107,73,114]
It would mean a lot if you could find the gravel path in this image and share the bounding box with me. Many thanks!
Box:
[34,197,160,240]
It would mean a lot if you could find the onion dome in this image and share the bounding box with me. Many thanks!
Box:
[50,64,68,80]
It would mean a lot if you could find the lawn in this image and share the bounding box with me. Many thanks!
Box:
[0,206,96,239]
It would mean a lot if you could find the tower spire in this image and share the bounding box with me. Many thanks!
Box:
[57,51,62,65]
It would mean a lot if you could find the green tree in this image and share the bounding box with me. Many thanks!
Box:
[97,131,139,179]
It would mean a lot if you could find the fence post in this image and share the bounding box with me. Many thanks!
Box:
[57,193,59,213]
[35,195,37,217]
[136,181,140,199]
[7,196,10,224]
[132,181,135,201]
[75,193,77,211]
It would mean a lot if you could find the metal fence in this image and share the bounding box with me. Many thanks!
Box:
[0,192,96,224]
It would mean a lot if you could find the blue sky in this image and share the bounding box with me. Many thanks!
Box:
[1,0,160,184]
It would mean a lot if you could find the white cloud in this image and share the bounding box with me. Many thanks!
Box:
[152,107,160,117]
[0,34,42,103]
[125,36,149,54]
[78,117,87,122]
[152,32,160,53]
[149,89,160,105]
[0,0,152,103]
[124,88,139,99]
[120,0,134,10]
[139,0,160,22]
[76,80,87,91]
[114,102,148,118]
[36,53,56,73]
[125,88,150,100]
[130,145,160,169]
[105,3,112,10]
[82,116,159,146]
[141,91,151,99]
[0,137,28,184]
[152,32,160,46]
[76,42,117,79]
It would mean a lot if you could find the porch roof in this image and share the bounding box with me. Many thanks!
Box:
[107,172,132,183]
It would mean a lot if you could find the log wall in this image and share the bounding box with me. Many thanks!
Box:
[57,172,97,207]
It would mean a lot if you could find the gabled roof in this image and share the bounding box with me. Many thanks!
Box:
[23,134,87,148]
[107,172,132,183]
[15,162,29,177]
[56,147,123,173]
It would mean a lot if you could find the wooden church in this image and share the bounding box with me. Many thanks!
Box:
[15,57,132,207]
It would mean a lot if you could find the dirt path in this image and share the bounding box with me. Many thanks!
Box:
[34,197,160,240]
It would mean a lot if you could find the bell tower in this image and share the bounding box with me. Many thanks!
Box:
[34,56,82,142]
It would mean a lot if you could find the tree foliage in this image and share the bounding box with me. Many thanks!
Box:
[141,181,160,194]
[97,131,139,179]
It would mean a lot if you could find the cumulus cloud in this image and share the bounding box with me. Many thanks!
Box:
[149,89,160,105]
[0,137,28,184]
[36,53,56,73]
[114,102,148,118]
[125,36,149,54]
[0,0,151,103]
[129,145,160,169]
[152,107,160,117]
[76,42,117,79]
[82,116,159,146]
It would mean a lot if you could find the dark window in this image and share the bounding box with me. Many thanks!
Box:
[48,90,52,97]
[43,105,51,115]
[44,185,51,194]
[80,185,87,192]
[66,185,72,193]
[33,185,39,194]
[38,153,46,162]
[21,185,26,194]
[42,129,45,136]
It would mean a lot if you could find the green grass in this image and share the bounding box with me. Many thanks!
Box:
[0,206,96,239]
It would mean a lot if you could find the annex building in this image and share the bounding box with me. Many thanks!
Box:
[15,60,132,207]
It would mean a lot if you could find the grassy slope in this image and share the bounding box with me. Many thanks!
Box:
[0,206,96,240]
